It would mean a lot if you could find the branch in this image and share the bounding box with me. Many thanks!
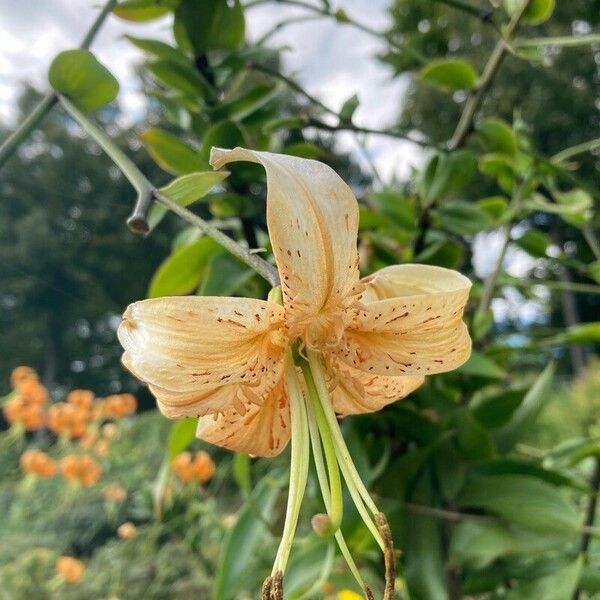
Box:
[0,0,118,170]
[306,117,438,149]
[432,0,495,24]
[448,0,533,150]
[246,0,427,63]
[59,96,280,287]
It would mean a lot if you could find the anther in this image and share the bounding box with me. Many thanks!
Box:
[261,576,273,600]
[375,512,396,600]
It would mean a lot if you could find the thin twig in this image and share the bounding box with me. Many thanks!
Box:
[0,0,118,170]
[307,117,437,149]
[448,0,533,149]
[477,225,511,315]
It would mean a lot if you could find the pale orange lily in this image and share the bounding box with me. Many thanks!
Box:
[118,147,472,597]
[118,147,471,456]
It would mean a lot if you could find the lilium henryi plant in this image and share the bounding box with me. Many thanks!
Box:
[118,147,472,599]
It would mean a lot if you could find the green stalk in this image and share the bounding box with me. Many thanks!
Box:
[301,363,343,532]
[58,96,280,286]
[306,350,384,550]
[305,391,367,591]
[272,354,310,575]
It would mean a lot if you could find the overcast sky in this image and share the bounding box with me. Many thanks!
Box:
[0,0,420,180]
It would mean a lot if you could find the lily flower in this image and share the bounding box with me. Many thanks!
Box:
[118,147,471,599]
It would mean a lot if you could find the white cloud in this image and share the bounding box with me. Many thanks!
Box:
[0,0,422,179]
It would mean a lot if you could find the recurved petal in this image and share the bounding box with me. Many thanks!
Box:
[210,147,360,343]
[337,264,472,376]
[196,378,290,457]
[118,296,288,418]
[325,354,424,416]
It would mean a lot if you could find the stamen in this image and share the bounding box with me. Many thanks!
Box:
[304,391,369,592]
[271,354,310,577]
[376,512,396,600]
[261,576,273,600]
[271,571,284,600]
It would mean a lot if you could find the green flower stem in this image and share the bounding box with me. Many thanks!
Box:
[306,350,384,551]
[272,354,310,575]
[58,96,280,287]
[305,392,367,591]
[301,363,343,532]
[0,0,117,171]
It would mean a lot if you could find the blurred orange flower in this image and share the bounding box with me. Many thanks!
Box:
[171,450,215,484]
[117,521,137,540]
[3,367,48,431]
[48,402,90,439]
[102,483,127,503]
[55,556,85,584]
[67,389,94,410]
[101,393,137,419]
[19,449,56,479]
[60,454,102,486]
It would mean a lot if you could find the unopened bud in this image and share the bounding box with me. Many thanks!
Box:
[311,513,334,537]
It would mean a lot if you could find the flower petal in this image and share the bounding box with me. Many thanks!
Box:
[325,354,424,416]
[210,147,360,345]
[118,296,287,418]
[337,264,472,376]
[196,378,290,457]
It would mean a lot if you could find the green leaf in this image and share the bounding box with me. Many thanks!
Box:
[477,196,509,220]
[504,556,582,600]
[140,128,205,175]
[454,408,495,460]
[147,59,214,100]
[433,439,467,501]
[284,142,329,159]
[546,437,600,468]
[496,361,555,451]
[402,470,447,600]
[433,201,494,236]
[340,93,360,122]
[472,389,525,429]
[546,322,600,345]
[113,0,177,21]
[418,150,475,206]
[503,0,555,25]
[148,238,221,298]
[200,121,245,161]
[472,308,494,341]
[175,0,245,55]
[370,191,417,231]
[417,239,465,269]
[515,228,550,257]
[284,539,334,598]
[450,520,571,570]
[213,477,281,600]
[478,153,516,192]
[232,453,251,496]
[477,118,517,155]
[420,59,478,91]
[588,260,600,284]
[168,418,198,460]
[211,84,279,122]
[125,36,190,64]
[262,116,305,134]
[48,50,119,112]
[149,171,229,230]
[525,190,593,227]
[198,253,254,296]
[457,351,506,379]
[458,474,580,533]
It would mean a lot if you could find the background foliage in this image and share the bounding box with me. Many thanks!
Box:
[1,0,599,598]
